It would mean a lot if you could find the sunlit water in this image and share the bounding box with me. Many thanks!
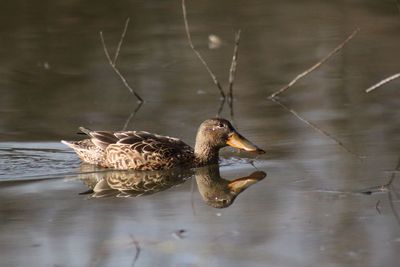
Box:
[1,0,400,266]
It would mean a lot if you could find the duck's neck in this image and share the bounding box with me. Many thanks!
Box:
[194,141,220,166]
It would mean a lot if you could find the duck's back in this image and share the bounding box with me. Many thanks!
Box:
[64,129,195,170]
[104,131,195,170]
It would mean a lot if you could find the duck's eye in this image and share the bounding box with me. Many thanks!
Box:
[217,122,225,128]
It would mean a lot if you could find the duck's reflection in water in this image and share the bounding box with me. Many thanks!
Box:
[195,165,266,208]
[78,164,194,198]
[78,164,266,208]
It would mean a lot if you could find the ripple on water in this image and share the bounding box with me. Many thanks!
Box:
[0,142,80,181]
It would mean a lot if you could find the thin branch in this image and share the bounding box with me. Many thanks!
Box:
[226,30,240,123]
[360,156,400,226]
[228,96,235,122]
[215,94,235,123]
[388,191,400,226]
[100,31,113,64]
[392,183,400,201]
[217,97,226,117]
[376,200,381,215]
[359,185,389,195]
[181,0,225,99]
[388,156,400,187]
[367,157,400,194]
[359,157,400,196]
[228,30,241,102]
[269,28,360,98]
[113,18,130,66]
[217,29,241,120]
[172,229,187,240]
[271,98,361,158]
[365,73,400,93]
[122,101,143,130]
[99,32,143,103]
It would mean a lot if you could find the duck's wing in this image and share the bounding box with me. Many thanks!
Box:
[81,129,188,149]
[104,131,195,170]
[78,127,119,150]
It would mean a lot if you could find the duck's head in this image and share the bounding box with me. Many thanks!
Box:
[195,118,265,155]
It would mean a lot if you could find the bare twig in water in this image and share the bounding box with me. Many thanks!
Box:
[228,99,235,122]
[228,30,241,103]
[100,19,143,103]
[359,156,400,194]
[172,229,187,240]
[360,185,387,195]
[272,98,361,158]
[113,18,130,65]
[388,157,400,184]
[376,200,381,214]
[216,98,235,126]
[129,234,141,267]
[360,156,400,226]
[367,157,400,194]
[123,101,143,130]
[181,0,225,99]
[388,191,400,226]
[217,98,225,115]
[383,158,400,225]
[365,72,400,93]
[226,30,241,121]
[249,159,260,171]
[269,28,359,98]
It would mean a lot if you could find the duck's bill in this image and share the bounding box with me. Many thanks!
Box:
[226,132,265,154]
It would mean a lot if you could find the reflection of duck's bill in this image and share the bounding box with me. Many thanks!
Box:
[226,132,265,154]
[228,171,267,193]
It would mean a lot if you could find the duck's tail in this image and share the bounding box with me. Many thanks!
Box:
[61,127,93,148]
[62,126,118,151]
[61,140,77,149]
[79,126,92,136]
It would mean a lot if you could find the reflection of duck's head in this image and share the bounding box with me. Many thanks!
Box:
[195,165,266,208]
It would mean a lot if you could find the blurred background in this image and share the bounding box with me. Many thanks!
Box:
[0,0,398,143]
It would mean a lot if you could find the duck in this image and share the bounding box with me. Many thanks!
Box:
[61,118,265,171]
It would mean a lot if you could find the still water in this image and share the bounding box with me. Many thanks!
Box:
[1,0,400,266]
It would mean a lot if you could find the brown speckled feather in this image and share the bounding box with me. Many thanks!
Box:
[63,129,195,170]
[61,139,107,167]
[105,131,194,170]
